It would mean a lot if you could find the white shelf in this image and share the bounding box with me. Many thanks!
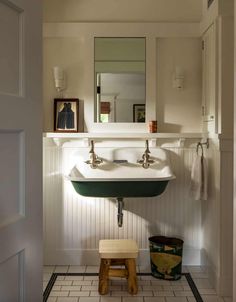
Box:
[44,132,205,139]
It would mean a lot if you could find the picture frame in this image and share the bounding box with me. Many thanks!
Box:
[54,98,79,132]
[133,104,146,123]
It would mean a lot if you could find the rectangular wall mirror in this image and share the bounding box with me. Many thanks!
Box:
[94,37,146,123]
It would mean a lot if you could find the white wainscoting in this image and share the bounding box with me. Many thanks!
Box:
[201,137,233,296]
[43,138,203,266]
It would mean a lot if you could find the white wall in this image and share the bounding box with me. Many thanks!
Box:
[219,140,233,296]
[43,138,202,266]
[234,2,236,301]
[156,38,202,133]
[43,0,202,23]
[43,38,86,131]
[200,5,234,296]
[42,0,235,298]
[202,138,233,296]
[218,16,234,136]
[43,35,202,132]
[43,2,202,133]
[202,140,221,289]
[201,0,233,33]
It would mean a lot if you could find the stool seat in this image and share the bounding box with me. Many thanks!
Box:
[99,239,138,259]
[98,239,139,295]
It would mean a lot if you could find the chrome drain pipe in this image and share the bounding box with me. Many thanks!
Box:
[117,198,124,227]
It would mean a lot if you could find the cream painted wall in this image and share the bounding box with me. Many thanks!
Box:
[202,140,221,291]
[200,1,234,297]
[234,3,236,301]
[218,16,234,136]
[201,0,233,33]
[42,1,235,297]
[43,34,202,132]
[43,38,86,131]
[43,0,202,23]
[202,138,233,296]
[156,38,202,133]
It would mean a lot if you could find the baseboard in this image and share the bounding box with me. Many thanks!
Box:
[44,247,202,266]
[201,249,233,297]
[208,268,233,296]
[218,275,233,297]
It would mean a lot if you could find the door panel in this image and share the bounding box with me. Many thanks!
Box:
[0,0,42,301]
[0,1,23,96]
[0,251,24,302]
[0,132,25,226]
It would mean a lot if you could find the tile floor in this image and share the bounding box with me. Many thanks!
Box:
[43,266,232,302]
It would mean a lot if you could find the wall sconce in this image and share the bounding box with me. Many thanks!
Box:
[172,67,184,90]
[53,66,66,93]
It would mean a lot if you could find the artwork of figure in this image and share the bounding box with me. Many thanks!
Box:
[57,102,75,129]
[66,103,74,129]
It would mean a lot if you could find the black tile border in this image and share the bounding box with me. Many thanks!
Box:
[43,272,203,302]
[184,273,204,302]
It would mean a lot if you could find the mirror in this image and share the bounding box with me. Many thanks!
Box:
[94,38,146,123]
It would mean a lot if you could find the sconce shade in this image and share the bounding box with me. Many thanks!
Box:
[53,66,64,80]
[53,66,65,91]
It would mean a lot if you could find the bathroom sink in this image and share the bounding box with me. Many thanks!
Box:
[68,147,175,198]
[70,178,172,198]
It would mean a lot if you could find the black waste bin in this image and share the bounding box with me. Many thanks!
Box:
[149,236,184,280]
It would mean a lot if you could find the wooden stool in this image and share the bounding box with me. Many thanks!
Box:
[98,239,138,295]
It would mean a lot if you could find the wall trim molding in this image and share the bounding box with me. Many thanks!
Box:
[44,248,202,267]
[43,22,200,38]
[43,136,204,149]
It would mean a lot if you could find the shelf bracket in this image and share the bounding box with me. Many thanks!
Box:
[178,138,186,148]
[52,138,62,147]
[149,138,157,147]
[82,138,90,147]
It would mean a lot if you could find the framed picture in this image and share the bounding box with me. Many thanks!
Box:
[54,98,79,132]
[133,104,145,123]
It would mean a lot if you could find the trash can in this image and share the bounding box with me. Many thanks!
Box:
[149,236,184,280]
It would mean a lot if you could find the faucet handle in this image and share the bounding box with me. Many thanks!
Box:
[94,157,103,164]
[137,158,144,164]
[145,140,151,153]
[137,140,155,169]
[85,157,103,169]
[85,140,103,169]
[89,140,95,153]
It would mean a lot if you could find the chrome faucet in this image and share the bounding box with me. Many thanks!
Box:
[85,140,103,169]
[137,140,155,169]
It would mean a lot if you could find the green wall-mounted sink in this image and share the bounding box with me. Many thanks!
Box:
[71,178,170,198]
[68,147,175,198]
[67,147,175,227]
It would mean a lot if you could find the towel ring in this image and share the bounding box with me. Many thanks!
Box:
[196,142,204,156]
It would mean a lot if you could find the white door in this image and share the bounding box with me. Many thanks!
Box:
[0,0,42,301]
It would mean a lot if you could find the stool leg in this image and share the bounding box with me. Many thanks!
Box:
[99,259,111,295]
[125,259,138,295]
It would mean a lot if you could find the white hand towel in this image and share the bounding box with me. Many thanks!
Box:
[190,155,207,200]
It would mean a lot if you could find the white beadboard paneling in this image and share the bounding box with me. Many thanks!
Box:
[201,138,233,297]
[219,150,233,296]
[43,141,202,265]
